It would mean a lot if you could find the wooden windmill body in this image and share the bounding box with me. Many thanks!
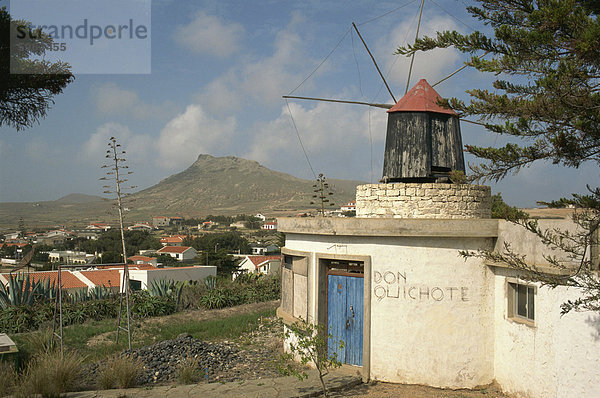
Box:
[382,79,465,183]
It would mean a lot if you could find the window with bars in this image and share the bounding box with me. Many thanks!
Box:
[507,281,535,323]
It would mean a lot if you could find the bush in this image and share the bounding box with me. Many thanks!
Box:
[97,355,142,389]
[17,350,83,396]
[176,355,205,384]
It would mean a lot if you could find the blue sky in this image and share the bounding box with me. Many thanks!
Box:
[0,0,596,207]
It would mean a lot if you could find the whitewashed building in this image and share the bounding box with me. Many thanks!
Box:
[278,184,600,398]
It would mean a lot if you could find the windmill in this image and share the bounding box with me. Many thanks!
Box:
[283,1,469,183]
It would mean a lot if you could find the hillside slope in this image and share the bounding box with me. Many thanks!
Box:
[131,154,361,216]
[0,155,363,228]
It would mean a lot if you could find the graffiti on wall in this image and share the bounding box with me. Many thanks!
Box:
[373,270,469,302]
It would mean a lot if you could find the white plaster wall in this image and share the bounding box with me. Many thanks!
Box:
[285,233,496,388]
[127,266,217,290]
[496,220,580,266]
[493,268,600,398]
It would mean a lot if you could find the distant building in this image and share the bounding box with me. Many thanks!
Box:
[159,235,187,246]
[86,223,111,232]
[128,222,154,231]
[234,255,281,280]
[254,214,266,222]
[340,200,356,212]
[48,250,95,265]
[152,216,184,228]
[128,255,158,267]
[157,246,198,262]
[261,221,277,231]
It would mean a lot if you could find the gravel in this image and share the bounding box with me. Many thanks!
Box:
[82,318,284,388]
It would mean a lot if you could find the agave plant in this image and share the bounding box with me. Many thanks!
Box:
[0,273,56,309]
[148,279,183,307]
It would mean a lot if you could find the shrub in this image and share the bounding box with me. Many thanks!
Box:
[97,355,142,389]
[176,355,205,384]
[17,350,83,396]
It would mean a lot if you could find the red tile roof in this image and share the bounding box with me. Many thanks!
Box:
[388,79,456,116]
[2,271,88,290]
[158,246,194,254]
[247,255,281,267]
[128,255,156,263]
[80,269,121,289]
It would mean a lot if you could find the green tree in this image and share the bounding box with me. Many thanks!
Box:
[1,8,73,130]
[398,0,599,313]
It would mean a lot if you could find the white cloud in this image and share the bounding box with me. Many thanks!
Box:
[376,15,463,88]
[92,83,177,120]
[191,13,315,109]
[80,123,155,167]
[174,11,244,58]
[192,71,242,116]
[157,104,237,169]
[244,101,387,179]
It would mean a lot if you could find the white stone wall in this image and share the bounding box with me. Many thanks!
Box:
[356,183,491,219]
[285,233,496,389]
[493,268,600,398]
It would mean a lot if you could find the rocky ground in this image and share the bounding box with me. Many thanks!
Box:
[82,313,286,388]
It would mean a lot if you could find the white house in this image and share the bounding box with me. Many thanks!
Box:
[278,182,600,398]
[126,266,217,291]
[340,200,356,212]
[234,255,281,279]
[157,246,198,262]
[128,255,158,267]
[261,221,277,231]
[86,223,111,232]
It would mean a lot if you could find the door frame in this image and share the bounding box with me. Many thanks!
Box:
[316,253,371,382]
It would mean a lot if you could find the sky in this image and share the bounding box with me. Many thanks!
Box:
[0,0,596,208]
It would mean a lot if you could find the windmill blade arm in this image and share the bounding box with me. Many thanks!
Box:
[283,95,392,109]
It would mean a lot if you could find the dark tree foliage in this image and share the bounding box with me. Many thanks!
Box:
[78,230,160,259]
[491,193,528,220]
[398,0,600,313]
[0,8,73,130]
[185,231,251,254]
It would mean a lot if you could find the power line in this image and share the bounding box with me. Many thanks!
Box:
[289,28,351,95]
[285,99,317,179]
[357,0,419,26]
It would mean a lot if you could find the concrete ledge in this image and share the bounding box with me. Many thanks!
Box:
[278,217,498,238]
[277,306,302,326]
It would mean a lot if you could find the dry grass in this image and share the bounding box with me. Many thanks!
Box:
[97,355,143,390]
[16,350,83,397]
[0,360,17,397]
[176,354,205,384]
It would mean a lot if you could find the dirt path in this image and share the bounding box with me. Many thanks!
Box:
[333,380,511,397]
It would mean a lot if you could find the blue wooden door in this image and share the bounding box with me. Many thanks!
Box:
[327,274,363,366]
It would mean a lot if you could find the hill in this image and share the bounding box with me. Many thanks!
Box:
[0,155,363,228]
[131,154,362,217]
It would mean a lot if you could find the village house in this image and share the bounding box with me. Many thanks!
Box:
[48,250,95,265]
[128,222,154,231]
[234,255,281,280]
[86,223,111,232]
[128,255,158,267]
[261,221,277,231]
[157,246,198,262]
[159,235,187,246]
[340,200,356,212]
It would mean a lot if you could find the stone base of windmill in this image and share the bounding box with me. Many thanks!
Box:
[355,183,491,219]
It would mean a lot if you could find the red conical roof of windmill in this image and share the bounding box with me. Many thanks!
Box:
[387,79,456,115]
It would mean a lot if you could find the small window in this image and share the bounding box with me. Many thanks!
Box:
[507,281,535,323]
